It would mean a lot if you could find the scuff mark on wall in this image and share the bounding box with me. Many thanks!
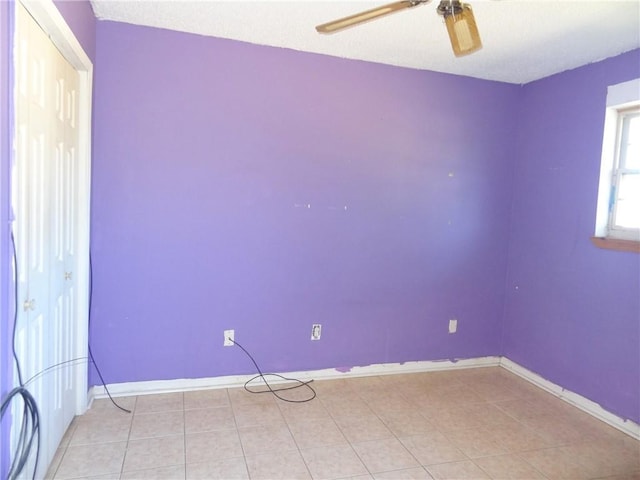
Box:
[335,366,352,373]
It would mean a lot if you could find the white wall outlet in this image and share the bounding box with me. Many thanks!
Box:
[448,319,458,334]
[224,329,234,346]
[311,324,321,341]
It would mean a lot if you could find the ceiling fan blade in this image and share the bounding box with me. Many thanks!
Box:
[316,0,426,34]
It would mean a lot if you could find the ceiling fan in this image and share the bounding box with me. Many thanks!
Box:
[315,0,482,57]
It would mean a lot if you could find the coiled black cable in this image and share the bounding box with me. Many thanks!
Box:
[0,232,40,480]
[0,387,40,480]
[230,338,316,403]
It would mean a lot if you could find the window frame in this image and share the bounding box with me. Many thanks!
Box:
[593,79,640,252]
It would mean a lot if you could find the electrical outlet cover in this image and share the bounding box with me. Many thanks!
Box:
[311,324,321,340]
[448,319,458,334]
[224,329,234,346]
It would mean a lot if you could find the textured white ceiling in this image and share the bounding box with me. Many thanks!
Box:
[90,0,640,84]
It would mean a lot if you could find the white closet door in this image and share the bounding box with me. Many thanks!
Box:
[13,3,82,478]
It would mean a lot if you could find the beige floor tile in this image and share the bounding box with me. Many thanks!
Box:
[396,383,438,402]
[446,367,500,383]
[360,391,415,413]
[237,424,297,456]
[228,386,276,406]
[312,378,358,395]
[519,446,599,479]
[135,392,184,414]
[300,444,369,480]
[473,453,547,479]
[120,464,186,479]
[348,376,386,390]
[58,417,79,448]
[129,410,184,439]
[411,395,458,414]
[521,414,587,446]
[425,384,487,406]
[594,473,640,480]
[186,457,249,480]
[493,398,554,422]
[54,441,126,479]
[232,400,285,428]
[373,467,434,479]
[69,413,132,445]
[245,450,312,479]
[378,409,437,437]
[415,371,465,388]
[376,372,425,387]
[467,381,522,403]
[288,416,348,449]
[420,403,487,432]
[464,403,519,429]
[184,406,236,433]
[66,474,120,480]
[426,460,490,479]
[559,440,640,477]
[483,420,552,453]
[352,437,420,473]
[48,368,640,480]
[279,398,332,423]
[399,432,467,466]
[444,427,511,459]
[570,414,634,444]
[323,396,375,420]
[185,429,243,464]
[88,475,122,479]
[184,388,230,410]
[335,414,394,443]
[45,446,67,479]
[123,435,185,472]
[317,382,362,400]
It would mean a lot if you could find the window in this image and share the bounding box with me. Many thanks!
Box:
[593,79,640,251]
[608,108,640,238]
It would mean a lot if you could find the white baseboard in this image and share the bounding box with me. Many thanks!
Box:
[89,356,501,404]
[500,357,640,440]
[89,355,639,440]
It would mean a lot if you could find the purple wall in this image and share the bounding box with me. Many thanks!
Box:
[91,21,519,385]
[503,50,640,423]
[0,2,95,476]
[1,2,15,476]
[53,0,96,62]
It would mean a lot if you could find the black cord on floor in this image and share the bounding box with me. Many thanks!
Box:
[230,338,316,403]
[88,252,131,414]
[87,344,131,414]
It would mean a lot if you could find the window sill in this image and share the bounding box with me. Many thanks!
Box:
[590,237,640,253]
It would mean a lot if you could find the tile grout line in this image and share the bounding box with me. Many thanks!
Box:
[275,388,327,480]
[182,391,187,480]
[353,375,422,478]
[119,395,137,479]
[227,387,252,479]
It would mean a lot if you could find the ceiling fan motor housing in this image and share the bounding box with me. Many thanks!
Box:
[436,0,482,57]
[436,0,464,17]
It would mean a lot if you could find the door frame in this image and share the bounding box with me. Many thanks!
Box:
[14,0,93,416]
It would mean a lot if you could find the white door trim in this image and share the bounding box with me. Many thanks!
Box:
[16,0,93,416]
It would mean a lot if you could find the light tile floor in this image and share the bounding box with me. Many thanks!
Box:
[46,367,640,480]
